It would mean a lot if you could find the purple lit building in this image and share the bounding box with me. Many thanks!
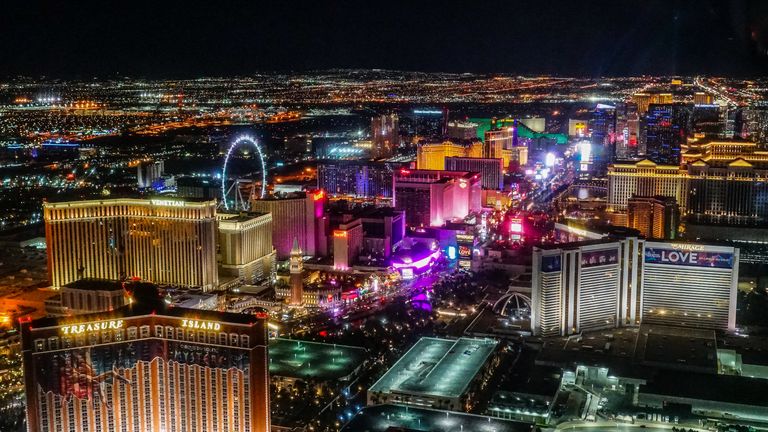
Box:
[250,191,327,259]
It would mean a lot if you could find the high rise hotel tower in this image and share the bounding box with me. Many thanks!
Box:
[21,287,271,432]
[44,199,218,290]
[532,238,738,337]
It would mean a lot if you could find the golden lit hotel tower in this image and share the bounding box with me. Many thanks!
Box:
[44,199,218,291]
[288,237,304,306]
[416,140,483,170]
[607,160,689,212]
[21,285,271,432]
[483,128,527,167]
[218,212,276,284]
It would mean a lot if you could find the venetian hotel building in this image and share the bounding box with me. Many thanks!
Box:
[44,199,218,290]
[21,297,270,432]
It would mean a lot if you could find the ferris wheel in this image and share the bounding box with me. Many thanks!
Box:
[221,135,267,211]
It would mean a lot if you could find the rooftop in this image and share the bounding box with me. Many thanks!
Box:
[218,211,271,223]
[269,338,367,381]
[341,404,532,432]
[369,337,497,399]
[641,370,768,408]
[44,197,215,206]
[30,297,264,330]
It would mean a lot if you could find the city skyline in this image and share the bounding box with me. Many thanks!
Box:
[2,3,768,431]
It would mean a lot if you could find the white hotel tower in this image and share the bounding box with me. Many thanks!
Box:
[532,238,738,337]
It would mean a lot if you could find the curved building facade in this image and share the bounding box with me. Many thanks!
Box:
[44,199,218,290]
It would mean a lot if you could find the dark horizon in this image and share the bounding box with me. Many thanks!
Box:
[2,0,768,79]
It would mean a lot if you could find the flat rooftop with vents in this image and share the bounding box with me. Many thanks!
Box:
[368,337,498,411]
[341,404,533,432]
[269,338,367,382]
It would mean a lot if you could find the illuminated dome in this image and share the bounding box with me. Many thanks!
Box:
[492,292,531,319]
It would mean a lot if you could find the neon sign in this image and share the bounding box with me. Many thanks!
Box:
[151,199,185,207]
[181,319,221,331]
[61,320,124,335]
[670,243,705,252]
[644,247,733,269]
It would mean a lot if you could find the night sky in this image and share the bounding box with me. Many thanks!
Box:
[2,0,767,78]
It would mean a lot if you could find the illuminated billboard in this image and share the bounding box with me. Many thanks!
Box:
[540,255,561,272]
[644,247,733,269]
[456,233,474,245]
[581,249,619,268]
[32,339,251,407]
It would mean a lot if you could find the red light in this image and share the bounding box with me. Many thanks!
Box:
[255,312,268,319]
[319,330,328,337]
[400,168,410,175]
[66,173,75,181]
[313,190,325,201]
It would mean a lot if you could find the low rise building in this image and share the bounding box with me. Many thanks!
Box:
[367,337,498,411]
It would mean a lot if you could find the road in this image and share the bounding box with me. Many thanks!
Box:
[555,421,708,432]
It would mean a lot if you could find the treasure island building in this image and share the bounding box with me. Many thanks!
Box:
[21,289,270,432]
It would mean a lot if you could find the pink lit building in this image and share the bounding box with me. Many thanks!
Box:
[250,191,326,259]
[394,169,481,227]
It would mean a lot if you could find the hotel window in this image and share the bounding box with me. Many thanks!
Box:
[230,333,239,346]
[62,336,73,348]
[198,331,206,342]
[165,326,174,338]
[89,333,99,346]
[139,325,150,338]
[115,329,124,341]
[219,333,227,345]
[101,331,111,343]
[127,326,138,340]
[187,330,195,341]
[177,328,184,340]
[154,325,163,338]
[35,339,45,352]
[208,333,217,344]
[240,335,250,348]
[47,337,59,350]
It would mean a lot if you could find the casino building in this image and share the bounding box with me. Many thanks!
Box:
[394,169,482,227]
[532,238,738,336]
[641,241,738,330]
[44,198,219,291]
[532,240,627,337]
[21,289,270,432]
[250,191,326,260]
[217,212,276,285]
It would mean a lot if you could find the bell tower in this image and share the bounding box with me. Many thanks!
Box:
[289,237,304,306]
